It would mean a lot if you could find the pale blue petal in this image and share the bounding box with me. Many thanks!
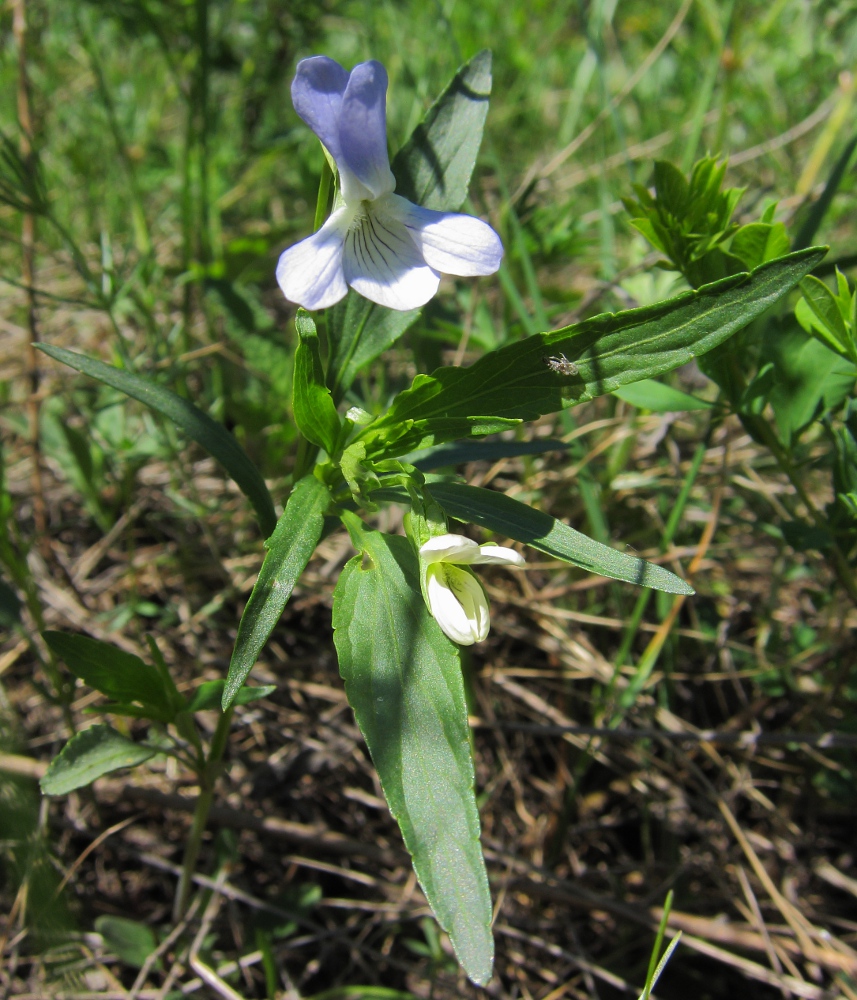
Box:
[276,208,350,311]
[291,56,350,164]
[338,61,396,201]
[343,208,438,310]
[389,194,504,276]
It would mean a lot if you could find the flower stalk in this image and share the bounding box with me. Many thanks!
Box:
[173,705,234,922]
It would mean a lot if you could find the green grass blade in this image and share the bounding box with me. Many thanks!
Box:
[429,482,693,595]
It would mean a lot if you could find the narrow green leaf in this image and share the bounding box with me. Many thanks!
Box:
[392,50,492,212]
[410,437,571,470]
[41,724,155,795]
[36,344,277,537]
[332,520,493,985]
[224,475,330,708]
[43,631,175,722]
[364,416,521,459]
[371,249,826,427]
[293,310,341,454]
[613,379,714,412]
[429,482,693,595]
[796,275,849,351]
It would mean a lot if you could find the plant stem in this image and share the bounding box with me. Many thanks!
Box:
[173,706,233,922]
[12,0,47,558]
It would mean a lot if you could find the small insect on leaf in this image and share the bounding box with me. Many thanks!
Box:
[542,353,579,376]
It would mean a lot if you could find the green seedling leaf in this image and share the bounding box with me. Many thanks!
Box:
[43,631,176,722]
[94,916,159,970]
[224,474,330,708]
[333,518,493,985]
[392,50,492,212]
[36,344,277,538]
[730,222,790,271]
[613,379,713,412]
[796,274,854,360]
[429,482,693,595]
[293,310,341,454]
[41,724,155,795]
[764,321,854,446]
[370,249,825,427]
[327,293,420,402]
[186,680,276,713]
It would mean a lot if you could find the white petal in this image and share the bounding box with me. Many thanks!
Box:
[420,534,481,564]
[471,543,525,566]
[388,194,504,276]
[343,207,439,311]
[338,61,396,201]
[426,565,490,645]
[276,208,350,311]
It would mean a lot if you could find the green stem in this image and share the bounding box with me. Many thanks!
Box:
[172,705,233,921]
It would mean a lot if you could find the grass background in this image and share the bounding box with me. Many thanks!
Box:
[1,0,857,997]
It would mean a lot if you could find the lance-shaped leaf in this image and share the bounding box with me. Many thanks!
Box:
[429,482,693,595]
[363,416,521,459]
[332,517,493,985]
[613,379,714,412]
[41,724,155,795]
[293,310,341,454]
[223,474,330,708]
[392,49,493,212]
[370,249,825,428]
[43,631,180,722]
[37,344,277,537]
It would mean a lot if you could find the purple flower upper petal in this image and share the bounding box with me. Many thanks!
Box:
[338,61,396,201]
[291,56,350,164]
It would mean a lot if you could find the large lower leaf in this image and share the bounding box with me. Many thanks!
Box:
[429,482,693,595]
[41,724,155,795]
[223,475,330,708]
[37,344,277,537]
[369,248,825,429]
[332,518,493,985]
